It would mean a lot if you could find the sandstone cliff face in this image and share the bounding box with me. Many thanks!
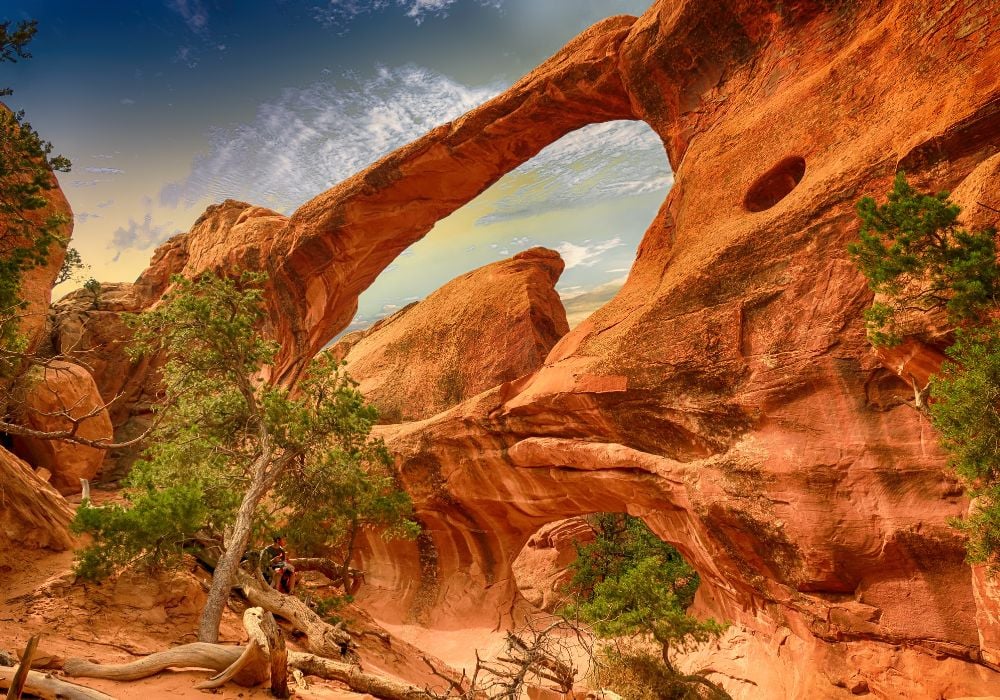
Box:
[512,517,594,612]
[0,104,73,352]
[70,0,1000,696]
[330,248,569,422]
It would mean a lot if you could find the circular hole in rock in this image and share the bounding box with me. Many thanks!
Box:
[743,156,806,212]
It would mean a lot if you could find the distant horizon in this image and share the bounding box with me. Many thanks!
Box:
[3,0,670,334]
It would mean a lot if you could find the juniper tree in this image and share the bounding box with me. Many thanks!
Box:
[847,171,998,346]
[73,272,417,642]
[561,514,727,699]
[848,173,1000,570]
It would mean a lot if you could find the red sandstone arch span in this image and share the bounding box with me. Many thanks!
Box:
[124,0,1000,695]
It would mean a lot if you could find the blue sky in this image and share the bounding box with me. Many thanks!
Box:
[3,0,671,331]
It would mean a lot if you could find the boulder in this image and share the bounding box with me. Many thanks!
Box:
[0,446,73,554]
[329,247,568,422]
[11,360,113,494]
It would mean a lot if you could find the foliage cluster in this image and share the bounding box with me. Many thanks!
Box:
[847,172,998,346]
[561,514,727,699]
[848,173,1000,570]
[72,273,418,593]
[0,19,73,379]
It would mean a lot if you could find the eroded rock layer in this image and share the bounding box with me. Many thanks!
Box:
[330,248,569,422]
[70,0,1000,696]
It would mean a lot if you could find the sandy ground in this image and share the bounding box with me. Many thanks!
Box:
[0,544,387,699]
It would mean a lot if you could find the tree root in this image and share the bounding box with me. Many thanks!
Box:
[63,607,440,700]
[64,643,243,683]
[0,666,114,700]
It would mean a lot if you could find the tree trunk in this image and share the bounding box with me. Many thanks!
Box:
[236,570,352,657]
[339,522,359,592]
[1,666,115,700]
[198,449,275,642]
[660,639,674,672]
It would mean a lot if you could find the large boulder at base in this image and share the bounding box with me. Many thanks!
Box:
[11,360,113,494]
[329,247,569,422]
[0,446,73,555]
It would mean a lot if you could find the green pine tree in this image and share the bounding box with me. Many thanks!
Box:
[848,173,1000,571]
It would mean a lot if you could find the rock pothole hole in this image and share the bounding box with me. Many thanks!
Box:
[743,155,806,212]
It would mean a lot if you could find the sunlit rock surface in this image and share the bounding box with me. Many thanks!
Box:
[49,0,1000,695]
[330,247,569,422]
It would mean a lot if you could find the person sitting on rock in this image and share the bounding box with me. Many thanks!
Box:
[262,534,296,594]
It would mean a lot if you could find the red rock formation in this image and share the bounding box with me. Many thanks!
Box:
[513,517,594,612]
[11,360,114,494]
[71,0,1000,695]
[0,104,73,352]
[329,248,569,422]
[0,447,73,558]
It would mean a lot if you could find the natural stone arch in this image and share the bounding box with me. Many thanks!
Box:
[115,0,1000,695]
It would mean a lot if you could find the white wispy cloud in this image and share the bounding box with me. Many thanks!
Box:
[477,120,672,225]
[84,167,125,175]
[167,0,209,35]
[160,66,502,211]
[109,198,183,258]
[75,212,100,224]
[556,238,623,269]
[174,46,199,68]
[312,0,502,28]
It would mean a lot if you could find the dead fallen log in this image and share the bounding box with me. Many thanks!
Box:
[0,666,114,700]
[285,651,436,699]
[64,643,243,683]
[64,642,440,699]
[236,571,352,658]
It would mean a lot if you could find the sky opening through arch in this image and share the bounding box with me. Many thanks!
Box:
[2,0,670,330]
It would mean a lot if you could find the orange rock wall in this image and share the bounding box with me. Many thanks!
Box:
[76,0,1000,695]
[330,248,569,422]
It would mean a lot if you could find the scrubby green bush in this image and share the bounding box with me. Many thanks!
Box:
[848,173,1000,570]
[561,514,728,699]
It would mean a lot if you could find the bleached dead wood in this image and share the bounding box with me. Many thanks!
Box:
[285,651,435,699]
[261,610,289,698]
[236,571,352,657]
[0,666,114,700]
[194,608,271,690]
[65,643,439,699]
[5,634,40,700]
[64,643,242,682]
